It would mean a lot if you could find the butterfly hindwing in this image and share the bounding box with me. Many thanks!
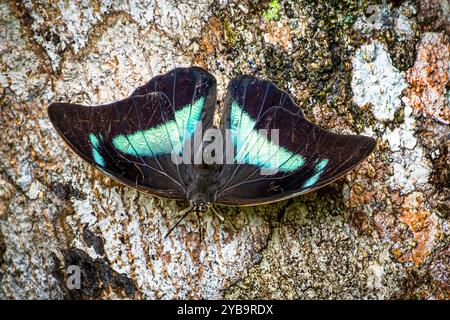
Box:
[48,67,216,199]
[216,75,376,206]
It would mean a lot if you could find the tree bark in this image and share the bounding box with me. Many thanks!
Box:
[0,0,448,299]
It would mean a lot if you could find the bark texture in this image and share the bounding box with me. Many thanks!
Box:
[0,0,448,299]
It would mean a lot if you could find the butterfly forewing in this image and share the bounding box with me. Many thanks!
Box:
[216,75,376,206]
[132,66,216,130]
[48,67,217,200]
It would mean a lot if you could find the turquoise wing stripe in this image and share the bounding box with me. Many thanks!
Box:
[112,97,205,157]
[89,133,105,166]
[230,102,305,172]
[302,159,329,188]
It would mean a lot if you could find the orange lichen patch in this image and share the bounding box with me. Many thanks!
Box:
[403,33,450,124]
[348,184,382,209]
[348,183,366,208]
[264,20,293,50]
[399,192,439,266]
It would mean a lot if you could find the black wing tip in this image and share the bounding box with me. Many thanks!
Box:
[228,74,280,87]
[47,102,88,127]
[177,65,209,74]
[228,74,264,87]
[227,74,292,101]
[225,74,304,117]
[360,135,377,157]
[176,66,217,84]
[170,65,207,72]
[339,134,377,172]
[132,66,217,97]
[164,65,214,79]
[47,102,62,124]
[340,134,377,164]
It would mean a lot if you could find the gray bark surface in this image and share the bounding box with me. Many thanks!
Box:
[0,0,448,299]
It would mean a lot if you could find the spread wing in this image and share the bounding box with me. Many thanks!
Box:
[48,67,216,200]
[216,75,376,206]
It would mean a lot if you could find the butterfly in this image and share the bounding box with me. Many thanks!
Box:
[48,66,375,236]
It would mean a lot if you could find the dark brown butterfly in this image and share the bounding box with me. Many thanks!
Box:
[48,67,375,235]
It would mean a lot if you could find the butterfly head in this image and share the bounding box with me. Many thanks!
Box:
[193,202,209,213]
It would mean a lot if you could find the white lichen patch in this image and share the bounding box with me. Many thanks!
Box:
[351,34,433,195]
[384,106,432,194]
[366,245,393,298]
[27,181,44,200]
[367,263,385,291]
[353,3,416,41]
[0,3,48,101]
[54,17,190,104]
[352,41,407,122]
[21,0,216,69]
[0,191,63,299]
[63,171,272,298]
[385,127,416,152]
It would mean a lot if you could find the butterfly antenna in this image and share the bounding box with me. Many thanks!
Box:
[148,61,155,79]
[164,203,194,239]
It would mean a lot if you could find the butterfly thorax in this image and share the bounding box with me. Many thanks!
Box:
[186,163,221,205]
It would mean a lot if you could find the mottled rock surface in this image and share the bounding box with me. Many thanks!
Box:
[0,0,448,299]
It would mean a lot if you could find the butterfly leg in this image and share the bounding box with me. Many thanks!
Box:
[209,205,224,222]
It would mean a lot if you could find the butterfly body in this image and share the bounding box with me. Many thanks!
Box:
[48,67,375,211]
